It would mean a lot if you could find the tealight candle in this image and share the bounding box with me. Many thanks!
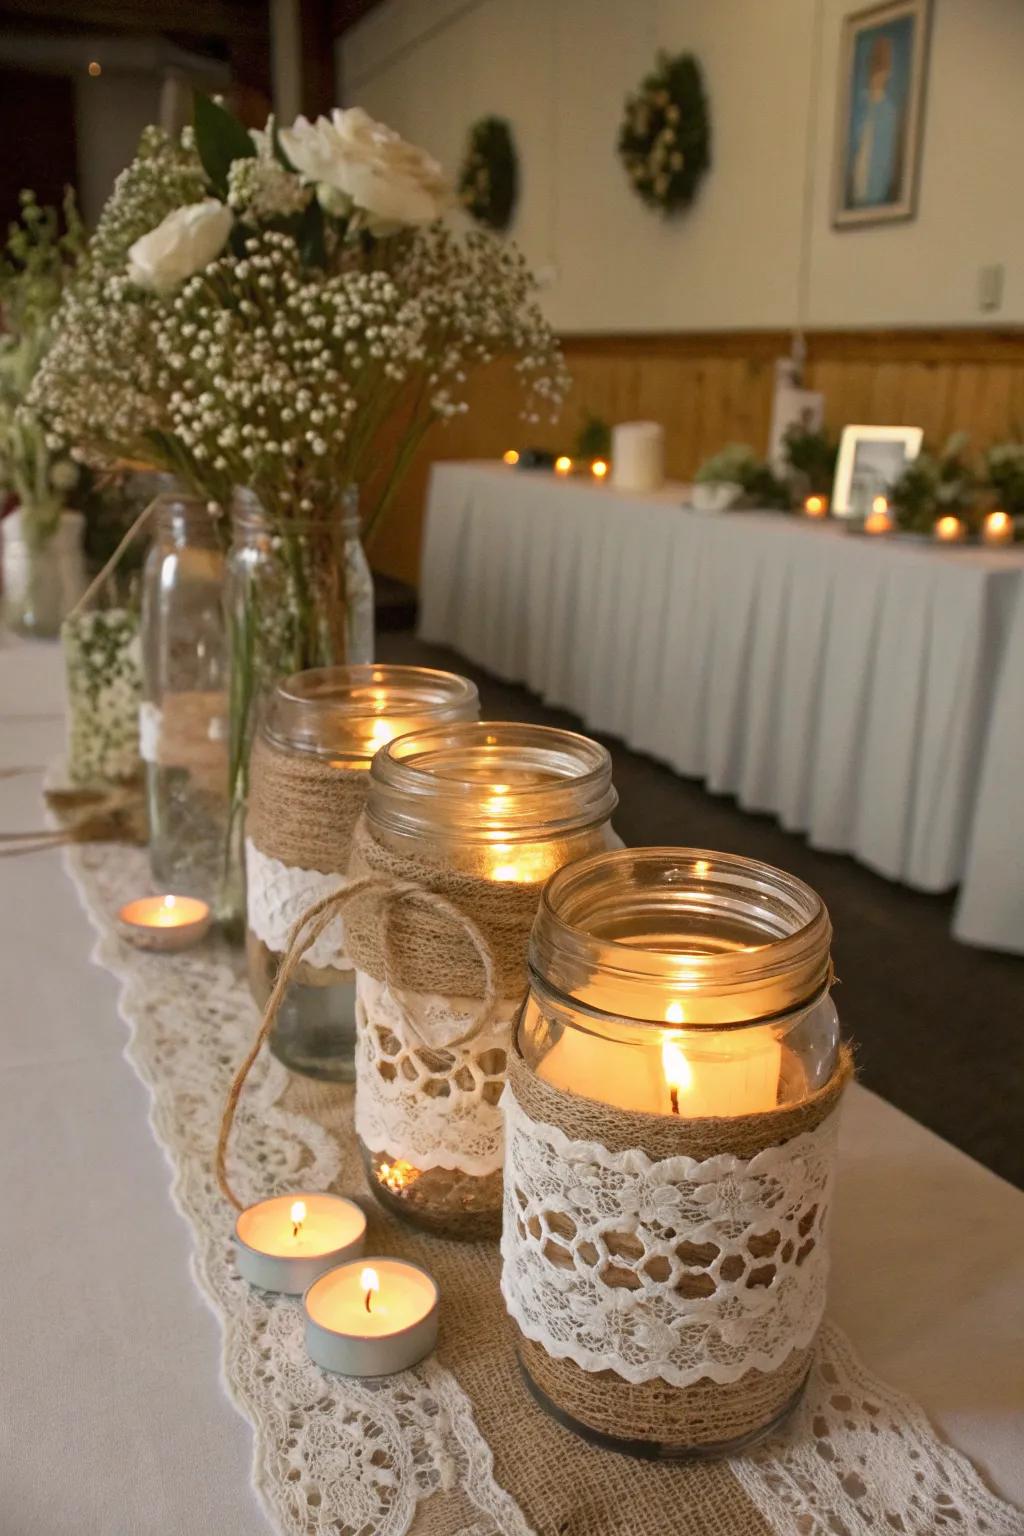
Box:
[304,1257,439,1376]
[591,458,609,480]
[117,893,211,951]
[234,1192,366,1294]
[554,455,573,475]
[803,494,828,518]
[934,514,966,543]
[864,496,892,535]
[502,449,520,466]
[982,510,1013,546]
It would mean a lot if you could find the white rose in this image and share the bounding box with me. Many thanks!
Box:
[281,107,449,234]
[127,199,233,292]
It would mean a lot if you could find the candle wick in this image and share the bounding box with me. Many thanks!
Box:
[365,1289,373,1314]
[292,1221,300,1238]
[670,1086,680,1116]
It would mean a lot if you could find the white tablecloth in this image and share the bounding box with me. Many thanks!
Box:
[1,635,1022,1530]
[420,462,1024,951]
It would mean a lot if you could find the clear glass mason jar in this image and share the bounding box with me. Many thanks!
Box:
[352,721,619,1240]
[246,664,479,1083]
[223,486,374,930]
[1,508,86,637]
[140,488,228,902]
[510,846,842,1458]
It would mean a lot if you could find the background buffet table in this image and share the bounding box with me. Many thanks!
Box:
[419,462,1024,955]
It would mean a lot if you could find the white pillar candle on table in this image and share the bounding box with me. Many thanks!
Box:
[117,894,211,951]
[304,1258,439,1376]
[610,422,665,493]
[234,1193,366,1294]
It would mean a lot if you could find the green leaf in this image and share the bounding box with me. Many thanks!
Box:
[194,93,256,196]
[297,197,326,269]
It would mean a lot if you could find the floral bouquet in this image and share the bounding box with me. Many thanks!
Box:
[32,97,568,915]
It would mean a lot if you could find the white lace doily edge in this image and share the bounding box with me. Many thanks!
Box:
[499,1284,824,1388]
[502,1083,837,1179]
[355,1117,505,1177]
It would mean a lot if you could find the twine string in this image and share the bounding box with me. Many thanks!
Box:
[215,873,501,1209]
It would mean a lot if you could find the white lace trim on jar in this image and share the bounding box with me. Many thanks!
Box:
[500,1085,839,1388]
[355,971,516,1177]
[245,839,353,972]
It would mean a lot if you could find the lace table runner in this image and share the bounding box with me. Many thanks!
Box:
[67,837,1024,1536]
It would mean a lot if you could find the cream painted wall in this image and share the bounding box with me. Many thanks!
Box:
[339,0,1022,330]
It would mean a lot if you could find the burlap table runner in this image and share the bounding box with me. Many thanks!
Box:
[284,1072,778,1536]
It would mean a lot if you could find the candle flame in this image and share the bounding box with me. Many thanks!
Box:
[379,1159,418,1193]
[935,514,963,541]
[290,1199,306,1238]
[502,449,520,466]
[662,1035,692,1116]
[554,455,572,475]
[986,510,1011,535]
[163,894,176,910]
[591,458,609,479]
[362,1266,380,1313]
[871,495,889,515]
[804,494,826,517]
[369,717,393,750]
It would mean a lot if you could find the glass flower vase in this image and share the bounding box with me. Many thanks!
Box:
[222,485,374,932]
[2,509,86,638]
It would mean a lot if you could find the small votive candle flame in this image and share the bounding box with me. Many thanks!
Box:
[934,514,966,543]
[982,510,1013,546]
[865,496,892,535]
[502,449,519,466]
[554,455,573,475]
[234,1193,366,1294]
[591,458,609,480]
[291,1199,306,1238]
[803,494,828,518]
[362,1266,379,1314]
[117,894,211,951]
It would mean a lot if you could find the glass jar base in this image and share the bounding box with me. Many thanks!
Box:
[249,932,357,1082]
[517,1353,808,1460]
[359,1141,502,1241]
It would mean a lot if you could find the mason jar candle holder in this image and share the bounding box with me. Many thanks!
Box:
[246,664,479,1082]
[501,846,852,1458]
[343,721,619,1240]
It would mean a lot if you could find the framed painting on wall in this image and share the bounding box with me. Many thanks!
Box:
[832,0,931,228]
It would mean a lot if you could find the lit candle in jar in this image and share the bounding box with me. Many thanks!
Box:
[982,510,1013,546]
[117,893,211,951]
[233,1192,366,1294]
[554,455,573,476]
[304,1257,439,1376]
[864,496,892,534]
[591,459,609,480]
[502,449,520,466]
[934,514,966,543]
[803,494,828,518]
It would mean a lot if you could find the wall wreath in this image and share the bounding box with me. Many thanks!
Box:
[458,116,518,232]
[617,51,711,214]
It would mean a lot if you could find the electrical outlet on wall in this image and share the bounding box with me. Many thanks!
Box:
[978,264,1004,313]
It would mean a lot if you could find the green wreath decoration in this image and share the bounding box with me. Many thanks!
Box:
[618,52,710,214]
[459,116,518,232]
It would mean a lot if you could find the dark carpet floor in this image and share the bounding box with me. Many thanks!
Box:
[377,627,1024,1190]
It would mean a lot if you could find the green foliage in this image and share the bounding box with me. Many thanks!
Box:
[574,412,611,459]
[782,422,837,496]
[618,52,711,215]
[459,117,518,232]
[890,433,978,533]
[695,442,791,508]
[194,93,256,196]
[984,441,1024,517]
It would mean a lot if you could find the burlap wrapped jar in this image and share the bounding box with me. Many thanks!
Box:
[245,665,479,1082]
[342,721,619,1240]
[501,846,852,1457]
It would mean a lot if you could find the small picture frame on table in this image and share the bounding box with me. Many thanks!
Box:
[832,425,923,515]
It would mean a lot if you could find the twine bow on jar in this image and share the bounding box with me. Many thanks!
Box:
[215,874,502,1209]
